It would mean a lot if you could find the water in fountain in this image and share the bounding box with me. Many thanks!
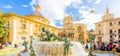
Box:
[33,42,88,56]
[71,42,88,56]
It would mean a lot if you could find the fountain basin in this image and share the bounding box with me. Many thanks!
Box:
[33,42,88,56]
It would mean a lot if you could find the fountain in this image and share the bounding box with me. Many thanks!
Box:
[33,42,88,56]
[32,28,88,56]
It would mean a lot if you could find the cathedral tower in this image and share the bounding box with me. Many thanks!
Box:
[63,16,73,29]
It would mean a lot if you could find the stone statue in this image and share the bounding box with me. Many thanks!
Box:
[63,34,71,56]
[29,36,36,56]
[22,37,27,52]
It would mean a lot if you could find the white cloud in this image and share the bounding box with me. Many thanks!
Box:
[71,0,83,8]
[30,0,82,26]
[81,6,87,10]
[87,0,94,2]
[22,4,28,7]
[75,10,102,30]
[3,5,12,9]
[95,0,101,4]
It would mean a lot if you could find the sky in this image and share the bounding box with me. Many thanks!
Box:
[0,0,120,30]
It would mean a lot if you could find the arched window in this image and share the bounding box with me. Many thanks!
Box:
[110,29,112,34]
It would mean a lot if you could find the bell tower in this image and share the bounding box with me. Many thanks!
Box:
[102,7,114,21]
[63,16,73,29]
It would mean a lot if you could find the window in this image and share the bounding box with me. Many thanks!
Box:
[110,35,112,38]
[119,35,120,38]
[21,22,26,29]
[119,21,120,25]
[110,29,112,34]
[110,22,112,26]
[99,30,101,35]
[118,29,120,34]
[22,23,26,29]
[98,24,101,27]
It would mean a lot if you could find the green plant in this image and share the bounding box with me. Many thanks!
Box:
[0,13,9,44]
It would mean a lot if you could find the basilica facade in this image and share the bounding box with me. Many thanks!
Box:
[2,5,58,44]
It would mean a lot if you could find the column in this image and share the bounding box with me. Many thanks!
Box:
[30,24,33,36]
[13,20,17,43]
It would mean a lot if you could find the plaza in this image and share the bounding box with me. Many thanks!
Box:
[0,0,120,56]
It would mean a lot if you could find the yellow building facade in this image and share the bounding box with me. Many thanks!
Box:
[3,5,59,44]
[95,7,120,43]
[58,16,88,42]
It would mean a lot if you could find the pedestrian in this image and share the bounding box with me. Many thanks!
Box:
[101,43,105,51]
[93,43,97,50]
[85,43,88,49]
[112,45,116,53]
[116,44,120,53]
[109,42,113,51]
[98,43,101,50]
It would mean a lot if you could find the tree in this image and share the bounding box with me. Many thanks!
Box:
[0,13,9,44]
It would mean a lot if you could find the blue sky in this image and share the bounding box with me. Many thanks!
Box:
[0,0,120,30]
[0,0,32,15]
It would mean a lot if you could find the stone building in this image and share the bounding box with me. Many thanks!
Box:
[1,5,88,44]
[58,16,88,42]
[2,5,58,44]
[95,7,120,43]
